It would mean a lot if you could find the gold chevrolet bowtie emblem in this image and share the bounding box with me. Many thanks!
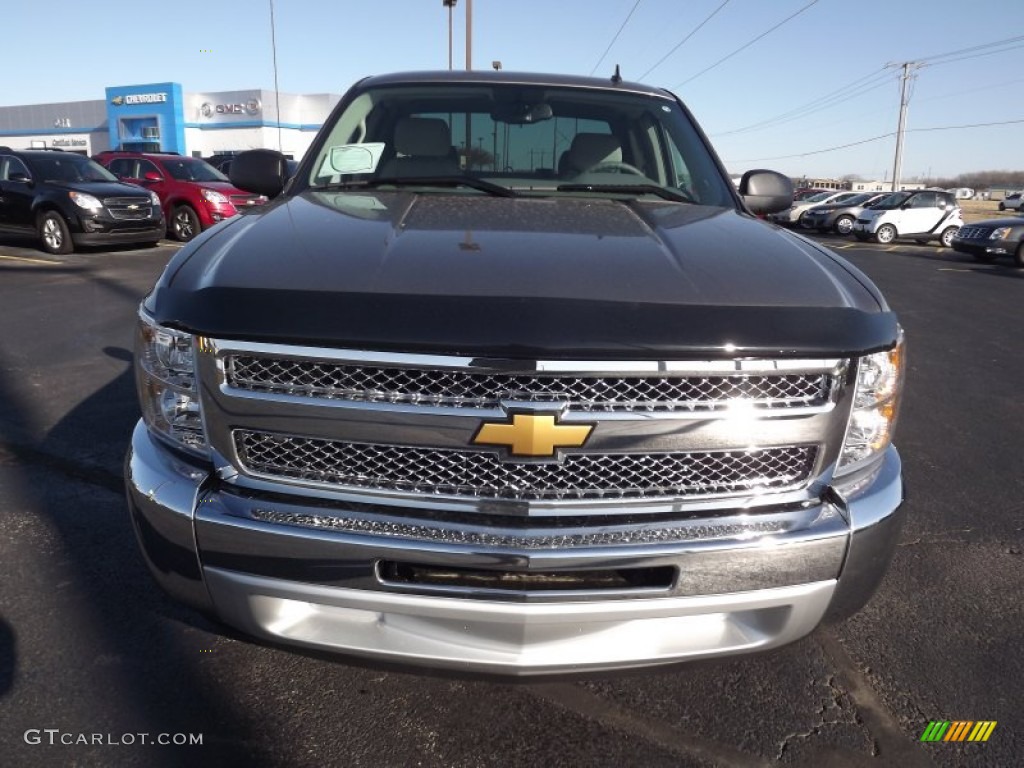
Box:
[473,413,593,458]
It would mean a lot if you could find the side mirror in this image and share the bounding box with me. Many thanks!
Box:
[143,171,163,182]
[739,169,792,215]
[230,149,288,198]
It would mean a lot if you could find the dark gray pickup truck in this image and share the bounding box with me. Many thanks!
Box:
[126,70,904,675]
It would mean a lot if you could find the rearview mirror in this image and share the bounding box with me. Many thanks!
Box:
[490,102,553,124]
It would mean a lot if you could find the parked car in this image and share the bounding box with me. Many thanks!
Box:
[769,190,863,227]
[125,69,906,676]
[0,146,164,254]
[94,151,265,241]
[792,187,830,201]
[998,193,1023,212]
[852,189,962,246]
[801,192,887,235]
[951,217,1024,266]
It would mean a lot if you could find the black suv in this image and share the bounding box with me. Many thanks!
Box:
[0,147,165,254]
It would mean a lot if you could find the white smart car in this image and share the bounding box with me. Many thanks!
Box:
[852,189,963,247]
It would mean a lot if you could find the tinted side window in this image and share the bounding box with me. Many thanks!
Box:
[108,158,136,177]
[909,192,937,208]
[2,156,30,180]
[138,160,161,178]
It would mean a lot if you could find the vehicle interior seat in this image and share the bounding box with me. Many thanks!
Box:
[378,117,458,178]
[560,133,623,178]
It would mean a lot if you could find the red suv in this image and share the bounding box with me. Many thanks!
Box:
[93,151,265,241]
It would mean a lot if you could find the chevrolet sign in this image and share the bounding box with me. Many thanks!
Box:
[123,93,168,105]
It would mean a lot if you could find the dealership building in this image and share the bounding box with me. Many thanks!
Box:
[0,82,342,159]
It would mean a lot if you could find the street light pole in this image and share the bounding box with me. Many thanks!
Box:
[269,0,283,152]
[442,0,456,70]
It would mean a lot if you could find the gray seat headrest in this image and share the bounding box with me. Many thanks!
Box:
[565,133,622,173]
[394,117,451,157]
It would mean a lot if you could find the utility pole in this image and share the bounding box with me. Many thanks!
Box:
[889,62,918,193]
[465,0,472,70]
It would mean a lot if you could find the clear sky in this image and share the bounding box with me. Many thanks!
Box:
[3,0,1022,181]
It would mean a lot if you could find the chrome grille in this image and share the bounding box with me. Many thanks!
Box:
[103,196,153,220]
[226,355,833,412]
[247,508,789,548]
[235,430,817,501]
[955,226,989,240]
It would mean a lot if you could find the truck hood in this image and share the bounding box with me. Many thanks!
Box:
[151,191,897,358]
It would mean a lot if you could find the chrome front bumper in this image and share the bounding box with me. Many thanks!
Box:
[126,422,904,675]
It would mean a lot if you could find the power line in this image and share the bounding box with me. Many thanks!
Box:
[916,75,1024,104]
[725,117,1024,163]
[637,0,731,81]
[910,117,1024,133]
[917,34,1024,64]
[712,34,1024,138]
[589,0,643,76]
[712,69,892,137]
[726,132,895,163]
[922,41,1024,69]
[670,0,820,90]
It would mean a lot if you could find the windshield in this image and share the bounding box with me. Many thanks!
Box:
[163,158,228,182]
[30,155,118,183]
[841,193,872,205]
[305,82,734,206]
[874,192,912,209]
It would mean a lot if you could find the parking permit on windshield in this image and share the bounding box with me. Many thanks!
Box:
[325,143,386,174]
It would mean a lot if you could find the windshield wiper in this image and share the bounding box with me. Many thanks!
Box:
[556,183,694,203]
[315,176,516,198]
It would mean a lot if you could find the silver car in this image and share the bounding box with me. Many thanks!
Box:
[802,192,888,235]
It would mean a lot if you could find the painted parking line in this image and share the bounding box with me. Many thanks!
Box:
[0,253,62,265]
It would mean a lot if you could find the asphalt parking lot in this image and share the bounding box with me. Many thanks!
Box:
[0,230,1021,767]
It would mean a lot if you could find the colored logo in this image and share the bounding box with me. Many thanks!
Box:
[110,96,124,106]
[920,721,997,743]
[473,413,592,458]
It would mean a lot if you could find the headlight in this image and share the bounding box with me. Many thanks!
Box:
[149,191,161,207]
[988,227,1011,240]
[69,191,103,211]
[135,310,208,458]
[201,188,228,204]
[835,331,905,477]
